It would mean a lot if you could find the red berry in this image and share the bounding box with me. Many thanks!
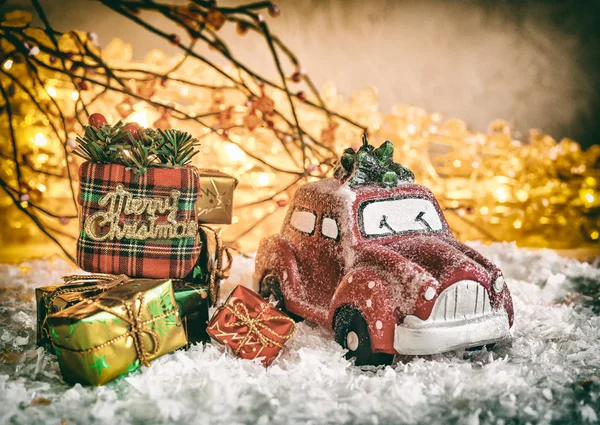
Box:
[276,199,287,208]
[268,5,281,17]
[77,81,88,91]
[236,21,249,36]
[290,71,304,83]
[160,77,168,87]
[296,91,307,102]
[89,113,108,127]
[169,34,180,45]
[59,217,69,225]
[123,123,141,140]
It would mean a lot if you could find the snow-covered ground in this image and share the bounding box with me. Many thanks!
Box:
[0,243,599,425]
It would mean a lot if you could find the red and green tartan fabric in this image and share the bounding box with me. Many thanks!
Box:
[77,162,202,279]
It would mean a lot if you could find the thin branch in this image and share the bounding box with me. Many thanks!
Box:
[0,0,370,260]
[0,81,22,190]
[236,176,302,208]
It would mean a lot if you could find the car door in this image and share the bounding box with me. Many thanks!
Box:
[309,214,345,311]
[284,206,319,308]
[284,208,345,322]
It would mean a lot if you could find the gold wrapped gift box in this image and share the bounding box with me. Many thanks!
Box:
[197,170,238,224]
[47,279,187,386]
[36,275,128,352]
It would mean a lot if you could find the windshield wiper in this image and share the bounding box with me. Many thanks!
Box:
[379,215,398,234]
[415,211,433,231]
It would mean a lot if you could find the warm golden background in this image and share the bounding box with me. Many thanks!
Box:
[1,0,599,262]
[8,0,600,148]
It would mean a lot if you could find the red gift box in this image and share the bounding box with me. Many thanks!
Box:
[207,285,296,366]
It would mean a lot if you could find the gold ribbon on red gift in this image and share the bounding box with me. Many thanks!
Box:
[223,300,296,355]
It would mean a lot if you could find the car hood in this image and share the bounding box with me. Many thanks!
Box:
[384,235,492,287]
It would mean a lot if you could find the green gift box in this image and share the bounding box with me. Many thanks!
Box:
[47,279,187,386]
[173,280,209,345]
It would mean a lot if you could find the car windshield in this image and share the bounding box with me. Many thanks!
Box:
[360,197,444,237]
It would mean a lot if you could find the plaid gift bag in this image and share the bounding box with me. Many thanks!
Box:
[77,162,202,278]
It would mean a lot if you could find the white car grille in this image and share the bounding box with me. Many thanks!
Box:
[428,280,491,322]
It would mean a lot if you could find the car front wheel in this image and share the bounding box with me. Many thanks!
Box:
[334,306,394,366]
[259,273,303,322]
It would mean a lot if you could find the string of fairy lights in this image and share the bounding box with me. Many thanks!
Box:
[0,1,598,260]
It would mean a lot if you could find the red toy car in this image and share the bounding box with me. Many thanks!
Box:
[254,178,514,365]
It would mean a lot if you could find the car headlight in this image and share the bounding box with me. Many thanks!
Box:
[423,286,437,301]
[493,275,505,293]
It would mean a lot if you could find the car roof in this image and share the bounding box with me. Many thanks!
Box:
[292,179,436,215]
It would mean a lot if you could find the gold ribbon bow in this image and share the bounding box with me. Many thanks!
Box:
[56,292,177,368]
[200,225,233,306]
[223,300,296,356]
[51,273,129,304]
[62,273,129,285]
[41,274,129,341]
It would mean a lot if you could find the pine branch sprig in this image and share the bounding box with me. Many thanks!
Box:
[154,129,200,166]
[74,121,201,176]
[73,121,129,163]
[125,140,157,179]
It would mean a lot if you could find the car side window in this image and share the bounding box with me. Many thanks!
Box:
[290,208,316,235]
[321,216,339,240]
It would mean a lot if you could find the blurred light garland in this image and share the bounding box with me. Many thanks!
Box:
[0,1,598,262]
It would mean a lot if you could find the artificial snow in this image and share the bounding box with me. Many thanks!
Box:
[0,243,599,424]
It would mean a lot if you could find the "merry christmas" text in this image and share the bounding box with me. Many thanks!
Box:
[84,185,197,241]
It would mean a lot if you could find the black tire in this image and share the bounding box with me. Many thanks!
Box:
[259,274,303,322]
[334,306,394,366]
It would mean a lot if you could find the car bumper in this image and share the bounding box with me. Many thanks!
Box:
[393,311,511,355]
